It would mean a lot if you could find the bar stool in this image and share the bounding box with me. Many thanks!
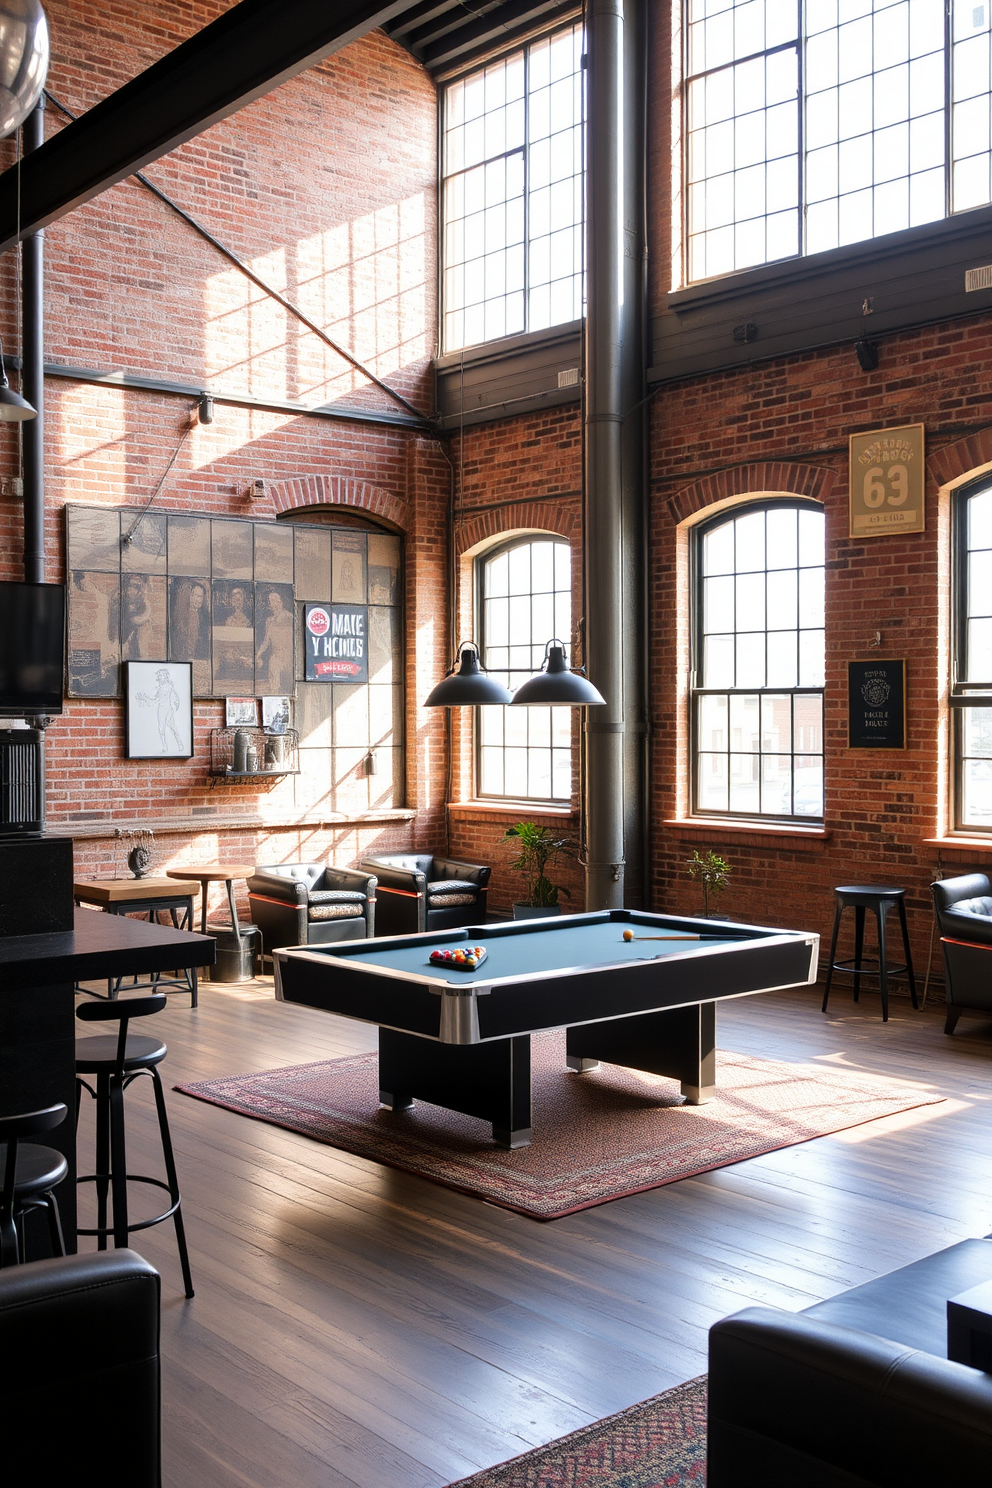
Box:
[0,1104,68,1267]
[75,993,194,1297]
[821,885,918,1022]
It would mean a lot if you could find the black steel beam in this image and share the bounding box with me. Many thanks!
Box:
[0,0,411,253]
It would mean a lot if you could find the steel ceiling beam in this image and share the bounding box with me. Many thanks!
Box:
[0,0,410,253]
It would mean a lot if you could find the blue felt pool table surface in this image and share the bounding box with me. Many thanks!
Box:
[325,919,745,985]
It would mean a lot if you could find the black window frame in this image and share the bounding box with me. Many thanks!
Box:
[950,474,992,832]
[474,532,573,803]
[690,496,826,824]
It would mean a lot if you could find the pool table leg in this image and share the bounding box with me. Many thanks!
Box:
[377,1028,533,1147]
[565,1002,717,1104]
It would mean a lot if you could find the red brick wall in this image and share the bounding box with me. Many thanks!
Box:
[648,320,992,988]
[0,1,447,886]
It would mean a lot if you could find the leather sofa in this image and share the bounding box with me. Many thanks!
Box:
[358,853,490,935]
[931,873,992,1033]
[708,1237,992,1486]
[246,862,376,956]
[0,1248,161,1485]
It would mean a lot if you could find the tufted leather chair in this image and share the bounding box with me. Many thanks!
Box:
[247,862,376,957]
[931,873,992,1033]
[358,853,490,936]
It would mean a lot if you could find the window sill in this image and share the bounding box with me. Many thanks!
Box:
[448,800,578,820]
[924,836,992,856]
[664,817,831,849]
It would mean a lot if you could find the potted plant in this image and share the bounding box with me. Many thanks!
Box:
[503,821,576,920]
[685,848,731,919]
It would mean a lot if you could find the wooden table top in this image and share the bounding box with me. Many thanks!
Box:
[0,907,215,987]
[165,865,255,883]
[74,877,201,902]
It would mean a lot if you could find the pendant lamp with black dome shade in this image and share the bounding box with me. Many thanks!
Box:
[424,641,513,707]
[0,344,36,422]
[510,640,606,706]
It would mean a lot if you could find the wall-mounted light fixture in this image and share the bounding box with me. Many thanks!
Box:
[197,394,214,424]
[0,343,36,422]
[363,749,378,776]
[510,640,606,706]
[424,641,513,707]
[854,339,879,372]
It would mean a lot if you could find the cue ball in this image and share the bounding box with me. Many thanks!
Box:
[622,928,634,941]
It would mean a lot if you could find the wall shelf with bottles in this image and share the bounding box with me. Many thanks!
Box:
[209,727,299,780]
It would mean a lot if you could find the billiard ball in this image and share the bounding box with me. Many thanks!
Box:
[622,928,634,942]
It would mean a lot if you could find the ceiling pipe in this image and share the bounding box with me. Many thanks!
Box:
[583,0,627,910]
[21,95,45,585]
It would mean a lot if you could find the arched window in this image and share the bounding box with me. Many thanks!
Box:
[692,501,825,819]
[952,479,992,829]
[477,536,572,800]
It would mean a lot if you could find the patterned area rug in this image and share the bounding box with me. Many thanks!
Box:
[446,1376,707,1487]
[177,1031,943,1219]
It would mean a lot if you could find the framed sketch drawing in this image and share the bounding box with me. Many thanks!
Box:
[225,696,258,727]
[126,662,193,759]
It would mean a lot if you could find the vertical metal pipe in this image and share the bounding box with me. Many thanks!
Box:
[583,0,626,909]
[621,0,647,908]
[21,96,45,585]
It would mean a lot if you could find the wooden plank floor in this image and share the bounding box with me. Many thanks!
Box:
[72,976,992,1488]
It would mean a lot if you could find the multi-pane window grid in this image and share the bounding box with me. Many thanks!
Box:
[953,484,992,827]
[694,505,825,819]
[443,25,584,352]
[685,0,989,284]
[478,539,572,800]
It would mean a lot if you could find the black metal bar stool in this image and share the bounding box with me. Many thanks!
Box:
[75,993,194,1297]
[0,1104,68,1267]
[821,885,918,1022]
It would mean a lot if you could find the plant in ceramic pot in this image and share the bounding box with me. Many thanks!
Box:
[685,848,731,918]
[503,821,577,919]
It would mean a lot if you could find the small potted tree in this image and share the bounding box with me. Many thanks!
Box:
[685,848,731,919]
[503,822,576,920]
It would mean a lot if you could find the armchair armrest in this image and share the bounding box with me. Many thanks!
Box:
[323,866,377,898]
[247,869,309,905]
[360,857,427,894]
[432,857,491,889]
[708,1306,992,1487]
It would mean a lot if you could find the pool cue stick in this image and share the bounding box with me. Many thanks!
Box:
[622,933,702,941]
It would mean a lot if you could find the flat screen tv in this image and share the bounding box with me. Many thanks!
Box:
[0,581,66,716]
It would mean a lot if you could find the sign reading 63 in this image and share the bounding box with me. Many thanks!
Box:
[848,424,925,537]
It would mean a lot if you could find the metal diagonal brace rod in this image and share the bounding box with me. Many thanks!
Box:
[0,0,411,253]
[43,91,431,429]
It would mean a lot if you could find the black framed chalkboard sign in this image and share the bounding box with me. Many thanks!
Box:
[848,660,906,749]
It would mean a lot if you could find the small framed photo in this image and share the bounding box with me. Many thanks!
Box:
[126,662,193,759]
[225,696,258,727]
[261,695,292,733]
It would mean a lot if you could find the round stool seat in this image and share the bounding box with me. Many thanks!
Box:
[0,1143,67,1198]
[834,885,906,901]
[75,1033,167,1073]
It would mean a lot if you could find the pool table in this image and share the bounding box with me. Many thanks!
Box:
[274,909,819,1147]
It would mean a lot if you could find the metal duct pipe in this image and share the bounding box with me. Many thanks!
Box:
[620,0,647,909]
[21,96,45,584]
[583,0,626,910]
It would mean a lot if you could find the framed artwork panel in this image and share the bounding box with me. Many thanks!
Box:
[126,662,193,759]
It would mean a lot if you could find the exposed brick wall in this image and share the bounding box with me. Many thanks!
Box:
[0,1,448,882]
[649,319,992,991]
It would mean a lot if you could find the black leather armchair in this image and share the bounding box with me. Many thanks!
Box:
[358,853,490,935]
[931,873,992,1033]
[0,1248,161,1486]
[247,862,376,956]
[708,1237,992,1486]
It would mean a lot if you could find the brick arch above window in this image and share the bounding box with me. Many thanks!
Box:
[930,427,992,491]
[667,462,835,525]
[455,502,579,555]
[268,475,409,533]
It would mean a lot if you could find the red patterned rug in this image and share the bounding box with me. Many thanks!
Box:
[177,1031,942,1219]
[446,1376,707,1487]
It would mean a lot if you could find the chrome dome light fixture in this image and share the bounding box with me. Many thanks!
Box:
[510,640,606,706]
[0,0,48,140]
[424,641,514,707]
